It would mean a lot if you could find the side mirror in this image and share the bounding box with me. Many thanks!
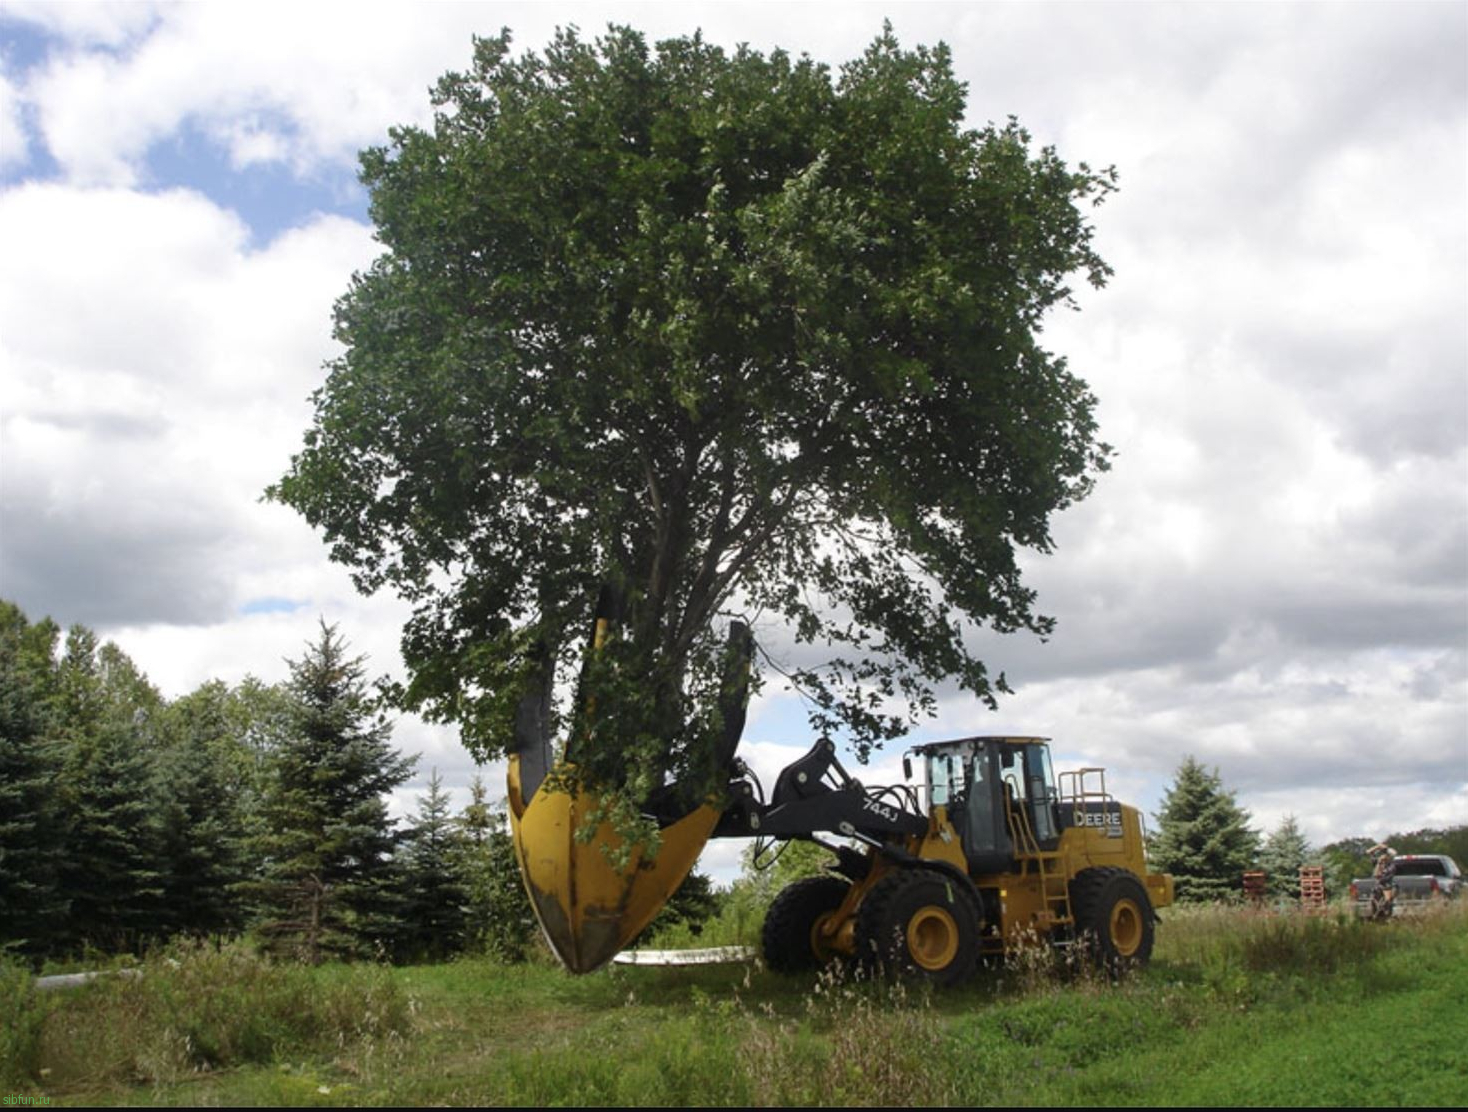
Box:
[902,755,912,780]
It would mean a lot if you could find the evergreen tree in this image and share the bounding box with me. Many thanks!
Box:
[153,683,259,939]
[455,776,535,961]
[398,769,469,962]
[247,623,415,963]
[60,718,166,951]
[1258,814,1315,902]
[51,625,166,953]
[0,602,68,956]
[1149,756,1260,902]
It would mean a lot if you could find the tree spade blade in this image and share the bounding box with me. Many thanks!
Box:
[507,755,721,973]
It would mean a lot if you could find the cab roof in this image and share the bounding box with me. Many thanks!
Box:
[907,735,1051,756]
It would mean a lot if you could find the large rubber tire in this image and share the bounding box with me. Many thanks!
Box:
[762,875,851,973]
[855,868,980,986]
[1069,867,1155,973]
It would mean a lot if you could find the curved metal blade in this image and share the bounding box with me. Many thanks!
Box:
[502,611,754,973]
[508,755,722,973]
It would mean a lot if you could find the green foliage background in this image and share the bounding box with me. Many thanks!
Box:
[0,598,535,969]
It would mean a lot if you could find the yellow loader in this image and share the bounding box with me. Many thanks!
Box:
[507,611,1171,982]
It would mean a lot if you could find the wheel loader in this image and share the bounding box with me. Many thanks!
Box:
[717,734,1173,983]
[506,607,1172,983]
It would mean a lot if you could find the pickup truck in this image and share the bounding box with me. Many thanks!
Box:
[1350,854,1463,916]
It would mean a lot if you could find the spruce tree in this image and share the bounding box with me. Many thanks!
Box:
[1258,814,1315,902]
[1149,755,1260,902]
[248,623,415,963]
[51,626,166,953]
[0,602,68,957]
[61,718,166,951]
[454,776,534,961]
[398,769,469,962]
[153,683,257,939]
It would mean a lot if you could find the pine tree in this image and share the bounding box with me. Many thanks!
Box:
[455,776,534,961]
[153,683,259,939]
[248,623,416,963]
[1258,814,1315,902]
[0,602,69,957]
[51,626,167,953]
[1149,755,1260,902]
[61,719,166,951]
[398,769,469,962]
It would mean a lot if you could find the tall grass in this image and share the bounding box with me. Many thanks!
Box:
[8,900,1465,1105]
[1,939,412,1089]
[0,959,43,1086]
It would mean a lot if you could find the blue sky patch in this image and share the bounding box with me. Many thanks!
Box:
[144,120,368,245]
[1,17,369,244]
[241,596,306,616]
[0,16,54,74]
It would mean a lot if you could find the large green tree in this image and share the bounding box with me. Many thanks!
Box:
[272,25,1115,815]
[152,682,263,940]
[1150,756,1261,903]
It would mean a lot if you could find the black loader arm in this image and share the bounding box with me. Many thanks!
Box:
[713,738,928,841]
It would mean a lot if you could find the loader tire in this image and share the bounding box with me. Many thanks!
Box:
[1069,866,1155,973]
[762,875,850,973]
[856,868,980,986]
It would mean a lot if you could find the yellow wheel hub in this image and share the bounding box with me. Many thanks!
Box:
[809,911,839,962]
[1109,898,1144,957]
[907,906,960,970]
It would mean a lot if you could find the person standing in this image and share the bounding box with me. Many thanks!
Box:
[1368,843,1397,920]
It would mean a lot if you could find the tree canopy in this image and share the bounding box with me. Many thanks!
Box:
[271,24,1116,810]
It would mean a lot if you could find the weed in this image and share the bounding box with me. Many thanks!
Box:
[21,939,413,1089]
[0,959,47,1086]
[1237,909,1386,975]
[15,899,1468,1106]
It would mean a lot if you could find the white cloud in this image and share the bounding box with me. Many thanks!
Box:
[1,2,1463,877]
[20,3,882,187]
[3,0,162,49]
[18,4,447,184]
[0,182,379,627]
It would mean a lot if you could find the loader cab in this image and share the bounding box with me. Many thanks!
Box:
[910,736,1062,873]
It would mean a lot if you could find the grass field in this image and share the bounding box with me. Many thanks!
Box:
[4,900,1466,1106]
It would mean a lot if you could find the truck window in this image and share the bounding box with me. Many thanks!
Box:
[1396,858,1446,877]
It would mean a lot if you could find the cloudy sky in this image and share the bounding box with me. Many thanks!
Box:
[2,0,1464,883]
